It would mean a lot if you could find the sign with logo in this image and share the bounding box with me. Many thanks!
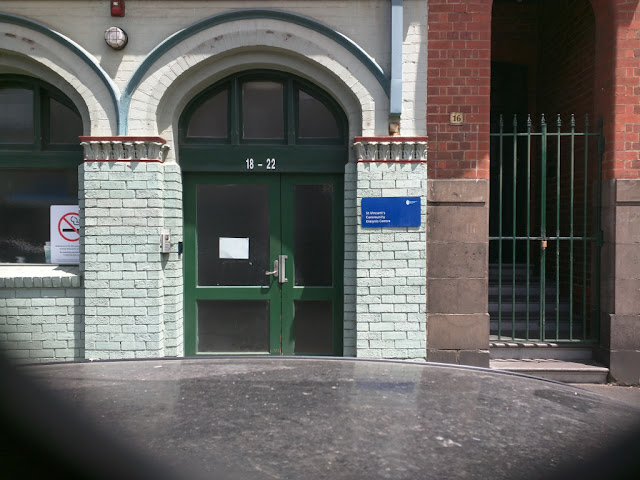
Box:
[50,205,80,264]
[361,197,421,227]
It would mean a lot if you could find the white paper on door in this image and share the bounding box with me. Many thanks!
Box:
[219,237,249,259]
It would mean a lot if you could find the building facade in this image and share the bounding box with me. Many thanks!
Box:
[0,0,638,384]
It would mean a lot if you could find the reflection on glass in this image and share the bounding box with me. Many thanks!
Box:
[50,98,83,144]
[198,300,269,352]
[187,89,228,138]
[294,301,333,354]
[242,82,284,139]
[0,88,34,144]
[294,184,333,286]
[298,90,339,138]
[197,184,270,286]
[0,169,78,263]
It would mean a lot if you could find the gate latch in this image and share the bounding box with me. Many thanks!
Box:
[541,239,548,249]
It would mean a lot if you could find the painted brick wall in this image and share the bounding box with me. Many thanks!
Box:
[343,162,358,357]
[81,161,181,360]
[355,162,427,360]
[426,0,492,180]
[0,271,83,363]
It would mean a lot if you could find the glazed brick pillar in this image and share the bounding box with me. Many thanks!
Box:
[351,138,428,360]
[425,0,491,366]
[79,137,183,360]
[593,0,640,384]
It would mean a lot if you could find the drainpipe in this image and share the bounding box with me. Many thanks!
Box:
[389,0,403,134]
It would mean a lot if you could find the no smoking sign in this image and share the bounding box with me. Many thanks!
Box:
[51,205,80,264]
[58,212,80,242]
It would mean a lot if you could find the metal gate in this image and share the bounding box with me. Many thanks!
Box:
[489,114,603,342]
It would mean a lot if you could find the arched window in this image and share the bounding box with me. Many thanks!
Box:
[179,70,347,172]
[0,75,83,264]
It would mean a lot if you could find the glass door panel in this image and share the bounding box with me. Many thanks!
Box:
[196,183,270,286]
[293,184,333,286]
[293,300,333,354]
[197,300,270,353]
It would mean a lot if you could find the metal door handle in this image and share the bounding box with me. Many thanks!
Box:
[278,255,288,283]
[265,259,279,277]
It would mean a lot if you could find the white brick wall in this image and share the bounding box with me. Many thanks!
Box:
[355,162,427,360]
[0,269,84,363]
[80,161,182,360]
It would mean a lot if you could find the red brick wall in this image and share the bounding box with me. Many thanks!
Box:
[427,0,640,179]
[426,0,492,179]
[591,0,640,179]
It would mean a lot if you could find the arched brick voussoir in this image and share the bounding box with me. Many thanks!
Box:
[0,23,118,135]
[126,19,388,140]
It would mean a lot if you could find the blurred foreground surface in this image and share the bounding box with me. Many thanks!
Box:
[3,357,640,479]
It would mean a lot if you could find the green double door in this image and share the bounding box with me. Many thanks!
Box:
[184,173,343,356]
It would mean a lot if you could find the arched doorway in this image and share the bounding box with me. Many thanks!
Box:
[489,0,602,342]
[180,70,348,356]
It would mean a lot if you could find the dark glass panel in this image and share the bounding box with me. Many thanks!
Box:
[0,169,78,263]
[187,89,228,138]
[294,300,333,354]
[0,88,34,144]
[298,90,340,138]
[294,184,333,286]
[242,81,284,139]
[49,98,83,144]
[197,184,270,286]
[197,300,270,353]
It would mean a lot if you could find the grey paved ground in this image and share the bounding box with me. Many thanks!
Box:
[570,384,640,408]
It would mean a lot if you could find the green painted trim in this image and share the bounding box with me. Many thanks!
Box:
[0,13,120,128]
[121,9,388,134]
[180,145,347,173]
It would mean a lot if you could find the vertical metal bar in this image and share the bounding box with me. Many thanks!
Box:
[526,115,532,341]
[498,116,504,339]
[583,115,589,341]
[569,115,575,340]
[512,115,518,338]
[540,115,547,341]
[595,117,604,342]
[555,115,561,340]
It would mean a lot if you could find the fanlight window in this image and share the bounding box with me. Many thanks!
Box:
[183,72,344,144]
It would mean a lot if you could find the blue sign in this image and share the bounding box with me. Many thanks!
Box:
[361,197,421,227]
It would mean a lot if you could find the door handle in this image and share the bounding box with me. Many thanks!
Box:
[278,255,288,283]
[265,259,279,278]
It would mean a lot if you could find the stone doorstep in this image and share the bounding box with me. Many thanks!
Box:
[490,359,609,384]
[489,342,593,361]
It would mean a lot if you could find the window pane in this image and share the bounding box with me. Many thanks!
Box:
[197,184,270,286]
[49,98,83,144]
[242,81,284,139]
[187,89,228,138]
[197,300,270,353]
[298,90,339,138]
[294,300,333,354]
[0,169,78,263]
[0,88,34,144]
[294,184,333,286]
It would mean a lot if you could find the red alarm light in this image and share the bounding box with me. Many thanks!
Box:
[111,0,125,17]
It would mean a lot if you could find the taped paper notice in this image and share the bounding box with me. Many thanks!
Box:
[219,237,249,260]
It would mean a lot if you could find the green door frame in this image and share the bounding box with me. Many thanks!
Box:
[183,172,344,356]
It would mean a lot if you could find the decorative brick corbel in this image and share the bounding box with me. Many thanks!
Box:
[353,136,428,162]
[79,136,170,162]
